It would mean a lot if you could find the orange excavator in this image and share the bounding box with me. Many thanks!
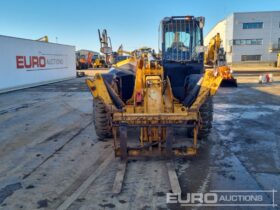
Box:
[204,33,237,87]
[76,51,93,69]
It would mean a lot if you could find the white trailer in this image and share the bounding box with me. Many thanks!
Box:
[0,35,76,93]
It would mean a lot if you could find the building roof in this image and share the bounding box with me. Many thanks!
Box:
[0,34,75,48]
[76,49,100,55]
[233,10,280,15]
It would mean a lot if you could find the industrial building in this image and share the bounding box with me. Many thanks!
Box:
[205,11,280,66]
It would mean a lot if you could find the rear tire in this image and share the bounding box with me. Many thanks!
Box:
[198,96,213,139]
[93,99,112,140]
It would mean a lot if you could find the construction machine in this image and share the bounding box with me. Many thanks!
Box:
[113,46,156,72]
[98,29,113,66]
[86,16,225,193]
[92,54,108,68]
[92,57,106,68]
[76,51,93,69]
[204,33,237,87]
[98,30,133,66]
[37,36,49,42]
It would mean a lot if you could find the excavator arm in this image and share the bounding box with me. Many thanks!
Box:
[204,33,237,87]
[204,33,221,65]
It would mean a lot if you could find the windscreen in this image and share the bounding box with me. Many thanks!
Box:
[162,19,202,62]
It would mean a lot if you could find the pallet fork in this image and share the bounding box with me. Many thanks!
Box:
[87,56,223,194]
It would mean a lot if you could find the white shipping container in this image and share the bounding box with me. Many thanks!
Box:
[0,35,76,93]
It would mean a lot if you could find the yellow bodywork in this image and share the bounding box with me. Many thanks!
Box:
[37,36,49,42]
[86,53,223,158]
[86,74,113,105]
[204,33,237,86]
[204,33,222,65]
[93,58,102,68]
[112,57,136,70]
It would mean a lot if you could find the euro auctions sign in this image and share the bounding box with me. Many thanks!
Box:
[0,35,75,92]
[16,56,46,69]
[166,190,277,208]
[16,53,68,71]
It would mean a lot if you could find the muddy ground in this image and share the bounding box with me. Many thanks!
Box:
[0,75,279,210]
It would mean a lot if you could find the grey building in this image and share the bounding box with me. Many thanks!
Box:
[205,11,280,66]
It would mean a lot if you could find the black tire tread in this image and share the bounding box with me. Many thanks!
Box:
[198,97,213,139]
[93,99,112,140]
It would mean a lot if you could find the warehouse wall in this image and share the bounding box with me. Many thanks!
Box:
[232,11,280,64]
[0,35,76,93]
[225,14,234,63]
[206,11,280,66]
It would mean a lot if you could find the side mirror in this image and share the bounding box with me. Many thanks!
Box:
[196,17,205,29]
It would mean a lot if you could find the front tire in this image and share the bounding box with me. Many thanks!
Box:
[93,99,112,140]
[198,97,213,139]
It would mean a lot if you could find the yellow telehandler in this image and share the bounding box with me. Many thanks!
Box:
[86,16,225,193]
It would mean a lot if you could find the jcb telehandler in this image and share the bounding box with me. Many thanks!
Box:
[86,16,224,193]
